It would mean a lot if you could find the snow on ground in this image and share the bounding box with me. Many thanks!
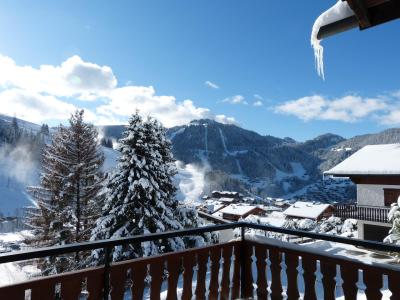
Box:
[0,144,39,216]
[168,127,185,141]
[275,162,309,182]
[101,146,119,172]
[0,230,33,243]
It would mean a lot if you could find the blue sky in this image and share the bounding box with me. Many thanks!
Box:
[0,0,399,141]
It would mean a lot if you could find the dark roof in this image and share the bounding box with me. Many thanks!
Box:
[318,0,400,39]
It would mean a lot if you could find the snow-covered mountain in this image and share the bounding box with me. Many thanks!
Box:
[3,115,400,215]
[165,119,348,199]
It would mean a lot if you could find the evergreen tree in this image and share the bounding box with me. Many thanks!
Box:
[9,116,21,144]
[384,197,400,245]
[91,113,207,262]
[26,110,105,273]
[40,124,50,136]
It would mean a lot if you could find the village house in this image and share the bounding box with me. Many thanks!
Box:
[283,201,333,221]
[325,144,397,241]
[218,204,266,221]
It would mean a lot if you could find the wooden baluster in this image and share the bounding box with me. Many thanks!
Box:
[220,245,232,300]
[195,250,208,300]
[31,281,56,300]
[302,255,317,300]
[150,259,164,300]
[166,255,181,300]
[242,243,254,298]
[341,265,358,300]
[285,252,299,300]
[131,262,147,300]
[255,245,268,299]
[320,260,336,300]
[209,247,221,300]
[61,276,83,300]
[388,272,400,300]
[231,244,241,299]
[110,265,127,300]
[269,248,283,300]
[181,253,195,300]
[364,269,382,299]
[87,270,104,300]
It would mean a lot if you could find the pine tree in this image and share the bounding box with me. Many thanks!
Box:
[91,113,208,263]
[384,198,400,245]
[26,110,105,273]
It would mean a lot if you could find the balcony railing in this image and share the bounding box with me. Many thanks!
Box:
[334,204,391,223]
[1,222,400,299]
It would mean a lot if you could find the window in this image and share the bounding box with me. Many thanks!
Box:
[383,188,400,206]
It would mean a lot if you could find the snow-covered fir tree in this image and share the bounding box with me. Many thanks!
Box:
[26,110,104,274]
[384,197,400,245]
[91,113,208,262]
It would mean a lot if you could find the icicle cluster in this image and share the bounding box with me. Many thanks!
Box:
[311,1,354,79]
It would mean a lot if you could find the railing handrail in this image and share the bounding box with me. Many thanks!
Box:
[334,204,391,209]
[1,221,400,265]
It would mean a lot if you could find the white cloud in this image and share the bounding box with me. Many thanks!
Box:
[222,95,247,105]
[253,100,263,107]
[96,86,236,127]
[204,80,219,89]
[0,54,235,127]
[254,94,263,100]
[0,88,77,123]
[0,54,117,100]
[274,95,387,122]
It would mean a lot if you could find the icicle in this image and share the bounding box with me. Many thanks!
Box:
[311,1,354,80]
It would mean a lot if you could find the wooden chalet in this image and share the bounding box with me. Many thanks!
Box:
[325,144,399,241]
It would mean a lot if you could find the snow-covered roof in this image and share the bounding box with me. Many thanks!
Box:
[325,144,400,176]
[218,197,236,203]
[219,204,261,216]
[205,204,225,214]
[283,201,331,220]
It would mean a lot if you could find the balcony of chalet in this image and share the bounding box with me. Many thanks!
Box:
[0,222,400,299]
[334,204,391,224]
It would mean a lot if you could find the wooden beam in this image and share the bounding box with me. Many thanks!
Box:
[364,0,390,8]
[346,0,372,28]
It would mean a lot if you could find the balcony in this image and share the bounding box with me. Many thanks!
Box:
[1,222,400,299]
[334,204,391,223]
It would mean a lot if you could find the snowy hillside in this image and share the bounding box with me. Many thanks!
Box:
[0,142,120,217]
[0,114,41,133]
[0,145,39,216]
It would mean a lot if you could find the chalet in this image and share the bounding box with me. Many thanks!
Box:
[219,204,265,221]
[325,144,398,241]
[211,191,241,202]
[283,201,333,221]
[198,200,225,214]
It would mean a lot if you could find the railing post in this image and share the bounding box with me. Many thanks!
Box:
[103,246,111,300]
[240,225,246,299]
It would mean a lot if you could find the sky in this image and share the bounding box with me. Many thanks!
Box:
[0,0,399,141]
